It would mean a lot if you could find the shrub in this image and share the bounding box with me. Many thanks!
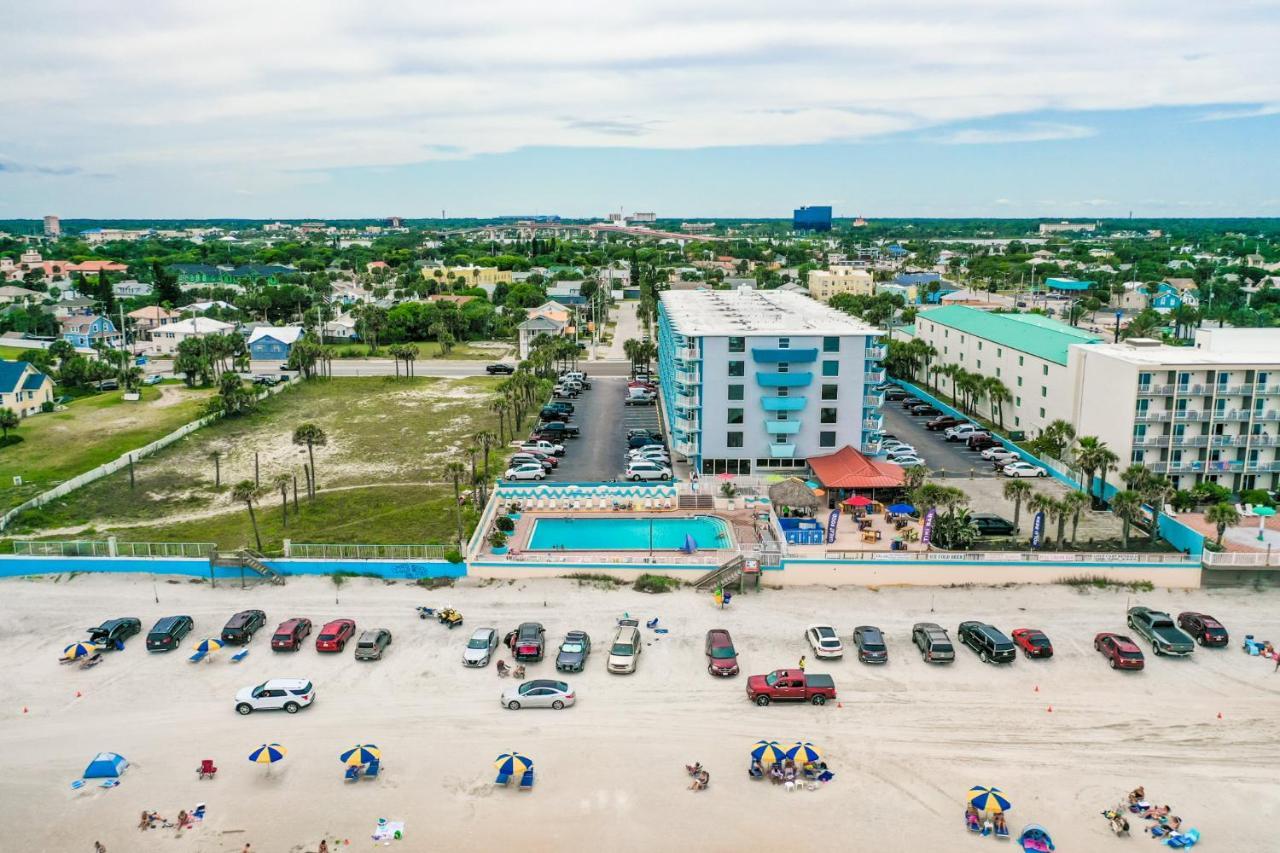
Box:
[488,530,508,549]
[719,483,737,499]
[41,400,55,413]
[495,515,516,533]
[444,548,465,564]
[1192,481,1230,504]
[562,572,624,587]
[1057,574,1155,593]
[1171,490,1197,512]
[0,434,23,448]
[634,573,681,593]
[1240,488,1275,508]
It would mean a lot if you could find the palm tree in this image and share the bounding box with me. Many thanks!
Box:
[902,464,929,493]
[272,473,291,527]
[444,461,468,549]
[489,397,508,443]
[1041,420,1077,462]
[292,423,328,497]
[1142,475,1175,544]
[1205,502,1240,547]
[1028,492,1060,548]
[1120,463,1150,492]
[985,377,1011,428]
[231,480,263,551]
[1002,478,1033,531]
[1073,436,1118,505]
[1110,490,1144,549]
[1060,490,1090,547]
[1093,446,1119,508]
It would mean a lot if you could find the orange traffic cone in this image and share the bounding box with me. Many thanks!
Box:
[75,691,82,698]
[1046,705,1053,713]
[1034,685,1039,693]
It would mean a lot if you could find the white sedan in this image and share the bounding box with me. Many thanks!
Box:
[891,456,927,467]
[504,463,546,481]
[501,679,576,710]
[806,625,844,659]
[981,447,1019,462]
[885,447,918,461]
[1002,461,1048,478]
[234,678,315,715]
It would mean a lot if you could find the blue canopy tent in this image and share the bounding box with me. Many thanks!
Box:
[83,752,128,778]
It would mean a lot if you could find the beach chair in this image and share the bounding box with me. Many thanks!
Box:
[1244,504,1255,516]
[494,772,511,786]
[1235,503,1248,516]
[967,814,982,833]
[364,759,381,779]
[573,500,582,510]
[188,650,206,664]
[519,770,535,790]
[196,759,217,779]
[230,649,249,663]
[643,498,653,510]
[1166,829,1200,848]
[344,765,361,782]
[549,499,558,510]
[80,653,103,669]
[995,823,1010,840]
[646,618,659,629]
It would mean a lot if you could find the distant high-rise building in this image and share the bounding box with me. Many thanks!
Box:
[793,206,832,232]
[384,216,404,228]
[43,215,61,238]
[631,212,656,223]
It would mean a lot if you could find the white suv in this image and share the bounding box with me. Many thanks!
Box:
[235,678,315,715]
[625,460,671,481]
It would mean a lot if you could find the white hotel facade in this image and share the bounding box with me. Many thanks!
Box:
[656,287,885,476]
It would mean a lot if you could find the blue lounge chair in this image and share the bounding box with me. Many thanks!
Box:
[995,823,1010,840]
[646,618,659,629]
[231,649,249,663]
[188,650,206,663]
[967,815,982,833]
[494,772,511,786]
[344,765,361,782]
[748,765,764,779]
[519,770,534,790]
[1166,829,1199,848]
[364,759,380,779]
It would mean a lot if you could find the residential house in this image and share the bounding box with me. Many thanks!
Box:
[112,279,153,298]
[127,305,180,334]
[0,285,41,306]
[1149,282,1200,313]
[186,300,235,314]
[0,359,55,418]
[322,315,359,343]
[248,326,305,360]
[59,314,123,349]
[517,316,565,359]
[546,280,586,304]
[148,317,236,355]
[366,261,391,275]
[50,296,96,319]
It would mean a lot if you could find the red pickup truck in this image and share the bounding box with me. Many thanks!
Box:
[745,668,837,706]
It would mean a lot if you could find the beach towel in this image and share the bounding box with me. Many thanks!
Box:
[371,820,405,841]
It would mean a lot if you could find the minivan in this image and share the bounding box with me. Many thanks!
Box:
[146,615,194,651]
[607,619,642,674]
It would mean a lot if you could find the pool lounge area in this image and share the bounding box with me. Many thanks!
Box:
[527,515,734,551]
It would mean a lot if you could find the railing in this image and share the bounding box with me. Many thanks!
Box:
[1223,411,1254,421]
[118,541,217,558]
[864,393,886,407]
[1202,551,1280,568]
[1174,410,1208,421]
[863,416,884,431]
[864,370,886,384]
[1245,461,1280,472]
[674,370,699,386]
[864,344,887,360]
[13,539,111,557]
[679,347,700,361]
[861,441,882,455]
[820,549,1198,565]
[10,539,216,558]
[1255,410,1280,421]
[769,443,797,458]
[1134,411,1174,422]
[288,542,455,560]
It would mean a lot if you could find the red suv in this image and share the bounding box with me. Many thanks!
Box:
[316,619,356,652]
[705,629,739,677]
[1094,632,1144,670]
[271,618,312,651]
[1011,628,1053,659]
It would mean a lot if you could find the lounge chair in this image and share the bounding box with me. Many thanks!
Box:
[748,765,764,779]
[1166,829,1200,848]
[196,759,217,779]
[1244,504,1255,516]
[519,770,534,790]
[646,618,659,629]
[188,650,206,664]
[643,498,653,510]
[967,815,982,833]
[344,765,361,782]
[548,499,558,510]
[494,772,511,786]
[231,649,249,663]
[80,653,103,669]
[364,759,381,779]
[995,823,1011,840]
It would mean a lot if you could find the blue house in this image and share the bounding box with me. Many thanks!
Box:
[58,314,123,349]
[1150,281,1199,313]
[894,272,958,304]
[248,326,304,360]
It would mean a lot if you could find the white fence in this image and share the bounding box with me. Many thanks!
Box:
[287,542,455,560]
[10,539,215,558]
[821,549,1198,565]
[1202,551,1280,568]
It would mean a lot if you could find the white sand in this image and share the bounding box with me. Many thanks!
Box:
[1,574,1277,852]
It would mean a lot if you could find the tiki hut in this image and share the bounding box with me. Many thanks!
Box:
[767,477,821,511]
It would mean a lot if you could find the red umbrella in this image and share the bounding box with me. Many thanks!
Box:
[717,473,735,480]
[842,495,873,507]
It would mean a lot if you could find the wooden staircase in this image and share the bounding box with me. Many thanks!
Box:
[694,554,747,592]
[209,548,286,585]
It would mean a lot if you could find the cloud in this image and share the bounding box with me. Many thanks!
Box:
[0,157,81,176]
[937,123,1096,145]
[1195,102,1280,121]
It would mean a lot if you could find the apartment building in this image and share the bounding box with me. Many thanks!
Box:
[657,287,885,476]
[914,306,1102,437]
[806,265,875,302]
[1070,330,1280,493]
[419,265,513,287]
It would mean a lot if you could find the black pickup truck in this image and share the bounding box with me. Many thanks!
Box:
[534,421,580,439]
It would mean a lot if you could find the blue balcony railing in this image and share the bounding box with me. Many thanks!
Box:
[765,420,801,434]
[762,396,806,412]
[769,443,797,458]
[756,371,812,388]
[752,348,818,363]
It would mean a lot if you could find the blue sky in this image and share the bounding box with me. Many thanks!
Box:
[1,2,1278,218]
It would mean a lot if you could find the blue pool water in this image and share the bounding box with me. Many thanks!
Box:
[528,516,734,551]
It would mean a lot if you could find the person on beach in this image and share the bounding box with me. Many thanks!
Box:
[175,810,189,831]
[94,843,106,853]
[798,655,806,671]
[319,842,329,853]
[1128,786,1145,804]
[689,770,709,791]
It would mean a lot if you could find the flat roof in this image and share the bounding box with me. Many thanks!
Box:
[660,287,881,336]
[916,306,1101,365]
[1073,341,1280,367]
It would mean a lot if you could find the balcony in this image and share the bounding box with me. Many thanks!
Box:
[1223,410,1255,421]
[679,346,700,361]
[673,439,696,457]
[761,396,806,412]
[1134,411,1174,422]
[1173,410,1209,421]
[674,413,700,433]
[864,369,886,384]
[865,344,887,360]
[752,347,818,363]
[674,370,699,386]
[1246,461,1280,472]
[756,371,812,388]
[863,415,884,431]
[769,443,797,459]
[765,420,801,435]
[864,392,886,407]
[676,386,699,404]
[1132,434,1170,447]
[861,439,882,456]
[1144,384,1174,395]
[1256,410,1280,421]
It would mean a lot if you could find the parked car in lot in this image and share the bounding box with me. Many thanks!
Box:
[315,619,356,652]
[512,622,546,662]
[560,371,591,389]
[221,609,266,645]
[521,439,565,457]
[552,384,579,398]
[890,455,926,467]
[981,447,1019,463]
[628,447,670,463]
[805,624,844,659]
[504,463,546,481]
[967,434,1000,450]
[1094,632,1145,670]
[885,389,909,402]
[628,434,664,450]
[1176,612,1229,647]
[501,679,575,710]
[486,363,515,375]
[461,628,499,667]
[510,452,553,472]
[900,396,923,408]
[87,617,141,649]
[354,628,393,661]
[534,421,579,439]
[625,460,672,481]
[142,374,163,386]
[852,625,888,664]
[909,404,941,417]
[745,668,837,706]
[885,445,918,460]
[607,619,642,673]
[705,628,740,676]
[627,428,663,441]
[1001,461,1048,478]
[944,423,981,441]
[1011,628,1054,659]
[926,416,964,431]
[957,621,1016,664]
[971,513,1017,537]
[539,407,569,422]
[912,622,955,663]
[251,374,280,386]
[881,439,911,452]
[235,678,315,715]
[624,392,657,406]
[146,615,194,651]
[1127,606,1195,656]
[555,630,592,672]
[271,617,311,651]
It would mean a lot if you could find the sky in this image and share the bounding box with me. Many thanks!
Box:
[1,1,1278,219]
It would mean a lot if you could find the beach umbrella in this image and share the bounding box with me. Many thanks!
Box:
[842,495,873,507]
[1254,505,1276,541]
[751,741,787,765]
[679,533,698,554]
[968,786,1012,813]
[888,503,915,514]
[339,744,381,766]
[248,743,287,765]
[494,752,534,776]
[786,742,824,764]
[63,642,96,660]
[717,472,735,480]
[193,638,223,654]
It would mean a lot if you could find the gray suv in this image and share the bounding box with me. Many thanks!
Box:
[912,622,955,664]
[353,628,393,661]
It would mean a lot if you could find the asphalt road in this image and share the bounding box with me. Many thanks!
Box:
[880,400,996,478]
[548,377,662,482]
[145,359,638,379]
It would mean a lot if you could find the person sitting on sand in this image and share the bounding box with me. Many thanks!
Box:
[769,763,784,784]
[319,842,329,853]
[1141,804,1170,820]
[965,806,981,831]
[993,813,1008,835]
[685,762,702,776]
[1148,816,1181,837]
[175,810,189,831]
[1128,786,1145,804]
[689,770,709,791]
[139,811,162,830]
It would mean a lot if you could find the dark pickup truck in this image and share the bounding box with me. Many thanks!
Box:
[745,668,837,706]
[534,421,580,439]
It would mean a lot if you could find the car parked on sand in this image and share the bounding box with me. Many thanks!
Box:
[805,624,844,659]
[501,679,575,710]
[221,609,266,645]
[504,463,546,481]
[957,621,1016,664]
[354,628,393,661]
[852,625,888,663]
[512,622,546,662]
[1001,461,1048,478]
[271,618,312,651]
[1094,633,1145,670]
[745,668,837,706]
[705,628,740,676]
[912,622,955,663]
[1127,606,1194,656]
[608,619,642,674]
[555,630,592,673]
[463,628,499,667]
[315,619,356,653]
[1011,628,1054,659]
[87,617,141,649]
[235,678,315,715]
[1176,612,1228,647]
[146,615,194,651]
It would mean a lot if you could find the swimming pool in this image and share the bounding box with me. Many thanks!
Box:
[527,516,734,551]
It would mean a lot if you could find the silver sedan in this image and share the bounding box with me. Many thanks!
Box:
[500,679,576,710]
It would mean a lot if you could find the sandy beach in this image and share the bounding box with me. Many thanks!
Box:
[1,573,1277,852]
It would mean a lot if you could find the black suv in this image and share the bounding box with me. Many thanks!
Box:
[958,621,1016,664]
[87,617,142,649]
[146,615,195,651]
[971,514,1016,537]
[512,622,546,662]
[221,609,267,645]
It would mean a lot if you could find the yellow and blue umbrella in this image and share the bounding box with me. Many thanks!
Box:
[786,742,824,764]
[340,744,382,766]
[751,740,787,765]
[494,752,534,776]
[193,638,223,654]
[248,743,287,765]
[63,642,97,660]
[968,786,1012,813]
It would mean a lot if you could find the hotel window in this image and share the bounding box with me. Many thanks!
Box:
[997,348,1003,357]
[1018,356,1024,366]
[727,408,744,425]
[822,360,838,377]
[823,337,840,352]
[728,384,743,401]
[728,360,744,377]
[977,360,982,369]
[778,363,790,373]
[821,384,838,401]
[1042,365,1049,376]
[978,341,983,350]
[728,337,745,353]
[778,337,790,349]
[1041,386,1047,397]
[1039,407,1046,418]
[820,407,838,424]
[1017,376,1023,387]
[995,368,1001,378]
[727,432,744,448]
[1015,395,1022,407]
[819,431,836,448]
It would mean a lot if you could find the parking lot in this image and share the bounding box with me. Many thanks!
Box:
[880,398,998,478]
[536,376,664,483]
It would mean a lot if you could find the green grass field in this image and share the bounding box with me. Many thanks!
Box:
[0,345,40,361]
[325,340,512,360]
